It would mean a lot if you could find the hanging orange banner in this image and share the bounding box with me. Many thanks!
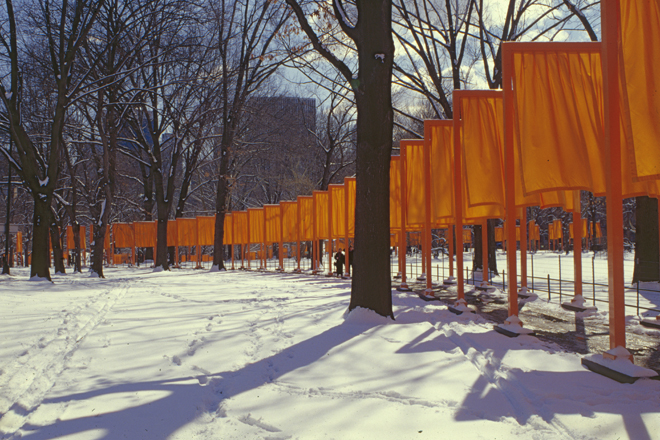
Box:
[264,205,281,244]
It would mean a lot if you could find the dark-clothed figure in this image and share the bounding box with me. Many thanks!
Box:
[334,249,345,277]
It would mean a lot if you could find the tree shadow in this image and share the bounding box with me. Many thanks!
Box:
[15,320,376,440]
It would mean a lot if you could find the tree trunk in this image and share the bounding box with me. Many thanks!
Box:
[49,218,66,275]
[212,173,229,270]
[487,219,498,275]
[31,197,52,280]
[348,5,395,318]
[633,196,659,283]
[156,210,169,270]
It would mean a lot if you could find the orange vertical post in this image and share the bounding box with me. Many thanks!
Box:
[482,220,489,283]
[602,0,628,356]
[231,214,236,270]
[279,205,284,271]
[312,194,317,273]
[263,210,267,270]
[196,217,202,269]
[131,223,136,266]
[574,194,583,298]
[328,187,333,277]
[423,131,433,296]
[344,178,350,277]
[448,225,454,278]
[502,44,520,320]
[453,92,465,304]
[247,211,251,270]
[296,199,302,272]
[399,143,409,290]
[521,209,528,289]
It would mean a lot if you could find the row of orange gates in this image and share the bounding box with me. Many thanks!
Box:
[173,1,653,365]
[27,1,658,368]
[389,0,660,366]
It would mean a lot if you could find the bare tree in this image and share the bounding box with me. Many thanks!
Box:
[0,0,106,280]
[210,0,291,270]
[286,0,395,317]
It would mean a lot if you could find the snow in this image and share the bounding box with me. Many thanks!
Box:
[1,267,660,439]
[38,177,48,187]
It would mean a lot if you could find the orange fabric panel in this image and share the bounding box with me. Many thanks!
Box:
[314,191,329,240]
[510,45,659,200]
[330,185,346,238]
[221,215,232,245]
[168,220,178,246]
[495,226,504,242]
[66,225,74,249]
[16,231,22,253]
[177,218,198,247]
[390,157,401,231]
[460,94,506,211]
[462,229,472,243]
[134,222,156,247]
[198,216,216,246]
[620,0,660,181]
[264,205,281,243]
[80,226,86,249]
[248,209,264,243]
[390,233,398,247]
[404,140,426,229]
[512,49,606,196]
[233,211,248,244]
[427,124,454,223]
[113,223,134,248]
[345,178,356,237]
[516,226,521,242]
[298,196,313,241]
[281,201,298,242]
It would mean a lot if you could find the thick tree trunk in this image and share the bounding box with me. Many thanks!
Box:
[348,4,395,318]
[31,198,52,280]
[49,219,66,275]
[91,226,107,277]
[212,174,229,270]
[156,211,169,270]
[633,196,659,283]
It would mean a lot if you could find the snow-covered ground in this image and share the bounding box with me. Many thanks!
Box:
[1,266,659,440]
[388,250,660,318]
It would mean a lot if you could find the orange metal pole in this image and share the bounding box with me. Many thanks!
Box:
[263,209,267,270]
[312,194,317,273]
[196,217,202,269]
[231,214,235,270]
[279,206,284,271]
[400,143,409,289]
[482,220,488,283]
[296,199,301,272]
[423,131,433,296]
[453,92,465,303]
[574,195,583,298]
[131,223,136,266]
[502,44,519,319]
[602,0,627,355]
[345,178,350,277]
[448,225,454,278]
[247,211,251,270]
[521,209,528,289]
[328,188,333,276]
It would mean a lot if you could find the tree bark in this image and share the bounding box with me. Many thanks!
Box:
[31,197,52,280]
[347,0,395,318]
